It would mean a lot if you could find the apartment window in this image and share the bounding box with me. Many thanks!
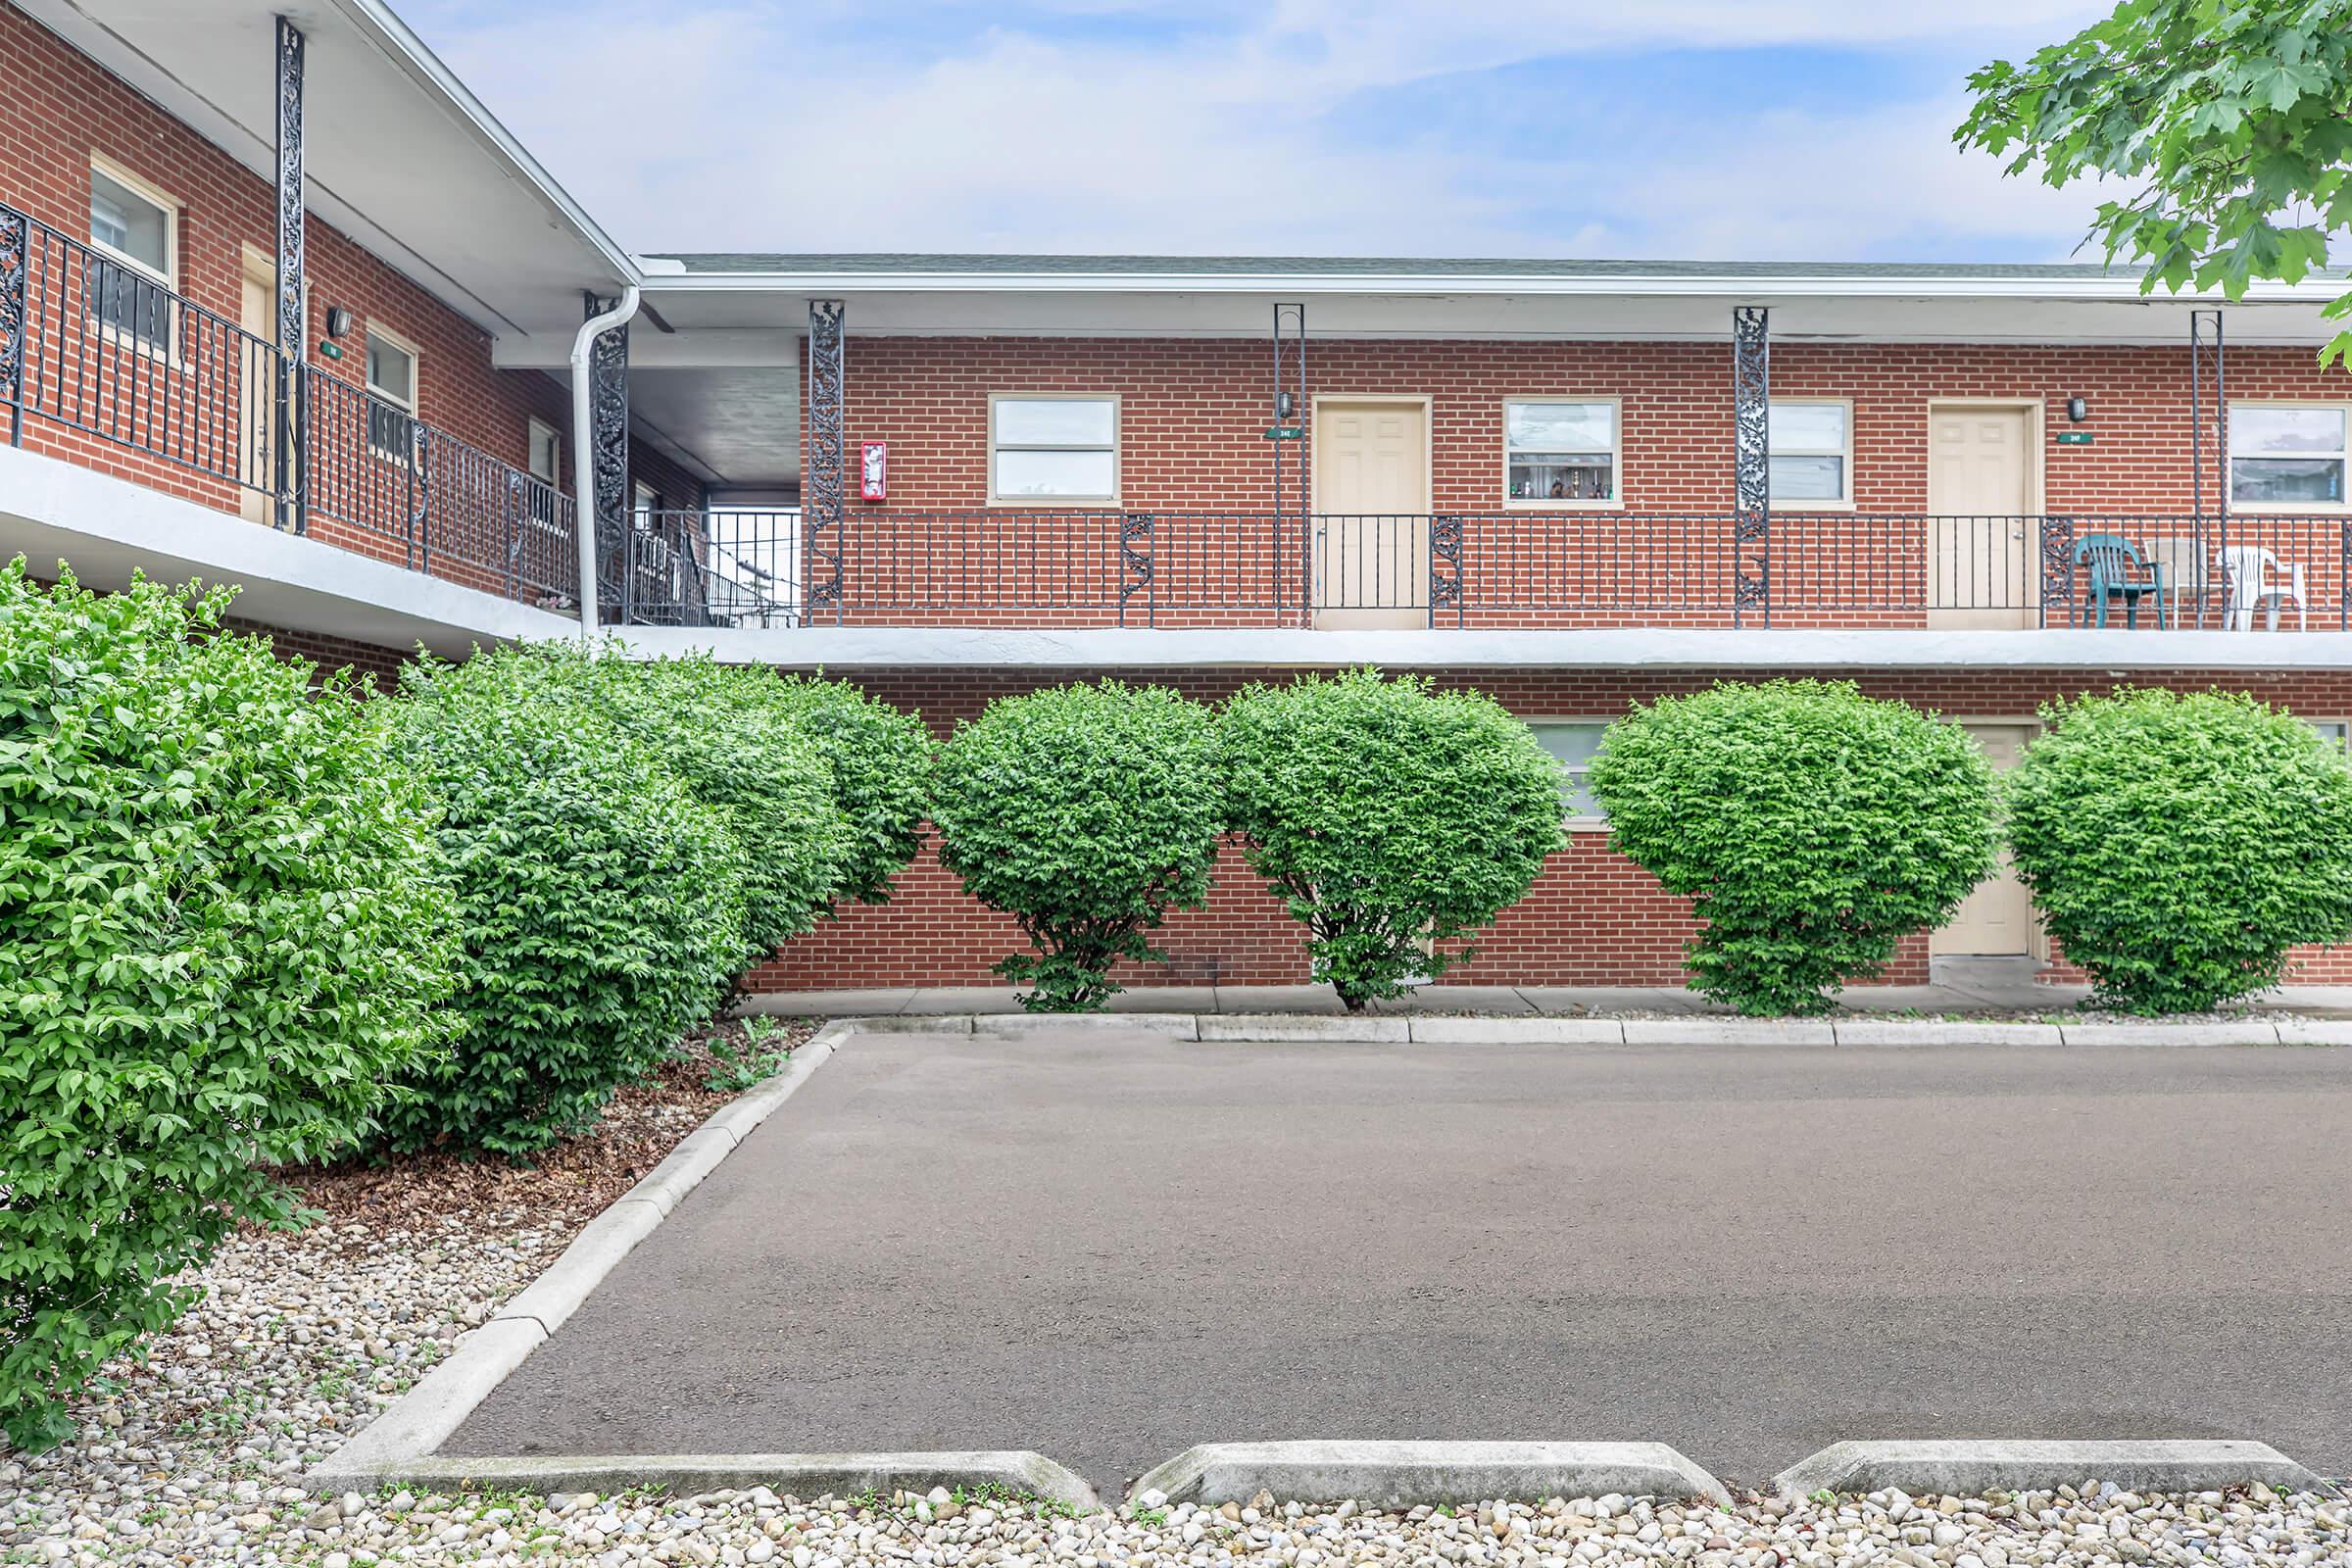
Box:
[1505,401,1615,503]
[990,395,1119,501]
[87,161,176,349]
[2231,405,2347,506]
[365,328,419,459]
[1768,400,1850,505]
[525,418,563,527]
[2311,721,2349,757]
[633,479,662,522]
[1528,721,1609,822]
[526,417,563,482]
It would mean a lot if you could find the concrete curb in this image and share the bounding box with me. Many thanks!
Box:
[1409,1017,1626,1045]
[975,1012,1199,1039]
[305,1021,855,1494]
[367,1450,1101,1509]
[788,1012,2334,1050]
[1131,1442,1731,1508]
[1198,1013,1410,1043]
[1772,1440,2326,1499]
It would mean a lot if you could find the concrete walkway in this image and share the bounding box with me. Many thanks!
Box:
[448,1026,2352,1493]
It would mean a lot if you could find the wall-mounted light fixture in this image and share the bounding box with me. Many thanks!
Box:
[2066,396,2088,422]
[1276,390,1296,420]
[324,305,356,339]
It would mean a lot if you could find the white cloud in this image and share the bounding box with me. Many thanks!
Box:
[422,1,2116,260]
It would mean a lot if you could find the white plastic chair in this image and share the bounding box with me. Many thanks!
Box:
[2219,545,2308,632]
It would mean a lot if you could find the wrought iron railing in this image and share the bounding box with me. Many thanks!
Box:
[1,200,577,613]
[305,368,576,609]
[609,508,2352,632]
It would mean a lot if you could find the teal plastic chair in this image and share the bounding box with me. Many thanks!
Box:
[2071,533,2168,628]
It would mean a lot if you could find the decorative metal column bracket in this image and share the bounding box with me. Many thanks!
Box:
[407,422,431,572]
[1272,302,1306,625]
[805,298,846,624]
[1118,513,1155,626]
[1731,305,1770,626]
[503,467,527,603]
[272,16,307,533]
[1429,514,1464,627]
[0,204,26,448]
[2190,307,2226,629]
[2037,514,2077,627]
[586,291,630,623]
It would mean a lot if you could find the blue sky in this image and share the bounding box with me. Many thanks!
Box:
[402,0,2116,262]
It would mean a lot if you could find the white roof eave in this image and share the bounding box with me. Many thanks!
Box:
[629,268,2340,305]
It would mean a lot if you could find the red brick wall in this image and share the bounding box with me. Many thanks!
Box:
[0,5,696,595]
[223,615,414,690]
[822,336,2349,514]
[808,335,2352,629]
[744,664,2352,994]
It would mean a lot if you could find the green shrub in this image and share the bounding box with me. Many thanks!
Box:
[1588,679,1998,1015]
[934,681,1222,1010]
[770,676,934,910]
[585,653,849,960]
[0,563,454,1452]
[382,648,747,1156]
[1221,670,1563,1010]
[2006,688,2352,1013]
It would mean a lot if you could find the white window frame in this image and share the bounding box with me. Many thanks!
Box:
[522,417,565,532]
[1525,718,1612,830]
[2229,401,2350,513]
[86,154,179,359]
[988,392,1121,505]
[1502,398,1622,510]
[2308,719,2351,757]
[363,323,421,461]
[1767,397,1854,510]
[526,417,563,485]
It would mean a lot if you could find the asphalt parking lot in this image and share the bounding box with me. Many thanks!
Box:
[447,1027,2352,1492]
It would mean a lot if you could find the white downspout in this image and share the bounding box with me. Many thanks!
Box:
[569,285,641,636]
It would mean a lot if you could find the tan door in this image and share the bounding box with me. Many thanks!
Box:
[1934,723,2039,956]
[1927,406,2035,628]
[237,256,275,524]
[1313,399,1429,629]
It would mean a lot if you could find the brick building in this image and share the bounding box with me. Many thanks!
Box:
[8,0,2352,996]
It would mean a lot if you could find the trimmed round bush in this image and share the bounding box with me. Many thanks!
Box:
[2006,688,2352,1013]
[0,563,454,1452]
[383,648,748,1156]
[1588,678,1998,1016]
[770,675,934,911]
[934,681,1222,1010]
[585,652,849,962]
[1222,669,1563,1010]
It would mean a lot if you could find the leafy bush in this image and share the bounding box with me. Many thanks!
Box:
[934,681,1222,1010]
[1588,679,1997,1015]
[382,648,748,1156]
[585,653,848,960]
[1222,670,1563,1010]
[0,563,453,1451]
[770,676,935,910]
[2006,688,2352,1013]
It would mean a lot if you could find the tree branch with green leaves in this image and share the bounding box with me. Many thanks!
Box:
[1955,0,2352,365]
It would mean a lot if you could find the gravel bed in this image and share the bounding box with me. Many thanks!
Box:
[7,1015,2345,1566]
[0,1023,808,1565]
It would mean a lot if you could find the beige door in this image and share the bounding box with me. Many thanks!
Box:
[1934,723,2039,956]
[1927,406,2036,628]
[237,256,275,524]
[1313,399,1429,629]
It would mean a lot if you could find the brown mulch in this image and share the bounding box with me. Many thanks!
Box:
[285,1015,817,1234]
